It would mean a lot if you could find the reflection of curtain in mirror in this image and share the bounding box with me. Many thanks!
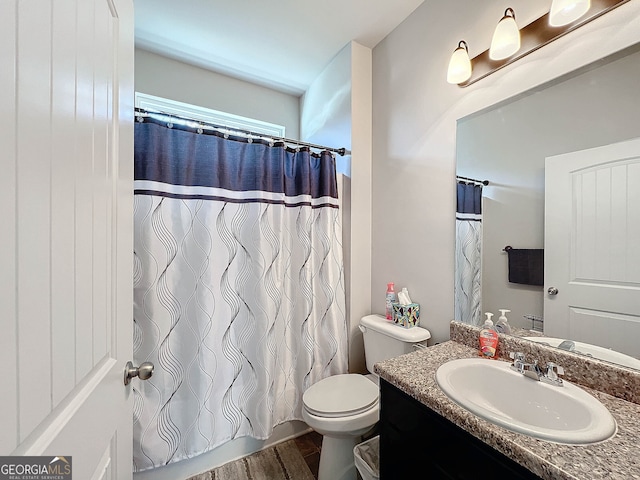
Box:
[455,182,483,325]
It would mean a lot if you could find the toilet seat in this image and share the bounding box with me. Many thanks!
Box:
[303,374,379,418]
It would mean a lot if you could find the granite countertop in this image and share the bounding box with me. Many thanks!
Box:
[375,340,640,480]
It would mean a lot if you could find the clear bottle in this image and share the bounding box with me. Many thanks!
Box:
[495,309,512,334]
[479,313,499,359]
[385,283,397,321]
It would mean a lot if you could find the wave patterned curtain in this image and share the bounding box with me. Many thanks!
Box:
[132,117,347,472]
[454,181,483,326]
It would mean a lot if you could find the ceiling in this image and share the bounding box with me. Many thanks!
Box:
[134,0,424,96]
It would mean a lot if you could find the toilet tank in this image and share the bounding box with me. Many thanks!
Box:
[360,314,431,374]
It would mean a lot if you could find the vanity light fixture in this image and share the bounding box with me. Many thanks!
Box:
[446,40,472,84]
[490,8,521,60]
[449,0,629,87]
[549,0,591,26]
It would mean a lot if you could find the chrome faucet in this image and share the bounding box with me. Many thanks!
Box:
[558,339,593,358]
[509,352,564,386]
[510,352,530,373]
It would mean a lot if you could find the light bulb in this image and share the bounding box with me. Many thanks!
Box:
[489,8,521,61]
[549,0,590,26]
[447,41,472,84]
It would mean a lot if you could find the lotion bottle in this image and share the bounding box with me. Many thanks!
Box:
[479,313,499,359]
[495,309,512,334]
[385,283,397,321]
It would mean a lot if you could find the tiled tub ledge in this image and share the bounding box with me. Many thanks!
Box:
[374,323,640,480]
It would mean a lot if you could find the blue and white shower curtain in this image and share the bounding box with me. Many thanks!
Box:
[454,181,483,326]
[132,116,347,471]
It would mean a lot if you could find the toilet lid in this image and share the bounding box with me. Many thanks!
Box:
[303,374,379,418]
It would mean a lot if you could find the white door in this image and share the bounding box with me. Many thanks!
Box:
[545,137,640,360]
[0,1,136,479]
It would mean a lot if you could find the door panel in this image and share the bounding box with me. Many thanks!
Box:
[92,440,116,480]
[568,307,640,356]
[0,0,18,457]
[545,137,640,360]
[16,0,54,438]
[51,0,80,408]
[1,0,134,478]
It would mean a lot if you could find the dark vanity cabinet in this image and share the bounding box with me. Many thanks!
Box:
[379,379,542,479]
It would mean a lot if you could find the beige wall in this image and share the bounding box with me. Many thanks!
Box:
[135,48,300,139]
[372,1,640,344]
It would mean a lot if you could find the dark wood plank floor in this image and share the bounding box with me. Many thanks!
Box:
[293,431,323,479]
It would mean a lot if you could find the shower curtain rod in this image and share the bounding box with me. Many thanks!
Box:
[456,175,489,186]
[134,107,351,156]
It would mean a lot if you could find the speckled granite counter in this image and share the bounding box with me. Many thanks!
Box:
[374,327,640,480]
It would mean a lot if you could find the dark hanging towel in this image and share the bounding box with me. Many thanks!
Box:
[504,246,544,286]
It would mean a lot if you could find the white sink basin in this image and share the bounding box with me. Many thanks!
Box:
[435,358,617,444]
[523,336,640,370]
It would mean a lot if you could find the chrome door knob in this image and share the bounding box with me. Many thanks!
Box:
[547,287,559,295]
[124,361,154,385]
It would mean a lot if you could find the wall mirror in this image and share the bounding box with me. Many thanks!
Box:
[455,42,640,370]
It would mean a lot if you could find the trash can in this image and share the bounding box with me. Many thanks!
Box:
[353,435,379,480]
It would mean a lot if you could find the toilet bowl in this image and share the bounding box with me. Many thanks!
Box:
[301,314,431,480]
[302,374,379,480]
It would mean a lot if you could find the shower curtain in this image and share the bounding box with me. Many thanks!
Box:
[132,116,347,471]
[454,181,483,326]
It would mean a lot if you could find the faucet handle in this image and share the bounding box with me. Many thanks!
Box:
[510,351,526,362]
[509,352,527,373]
[544,362,564,385]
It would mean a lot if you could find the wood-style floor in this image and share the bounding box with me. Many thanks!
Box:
[293,431,323,479]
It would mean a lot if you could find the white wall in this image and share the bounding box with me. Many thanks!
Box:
[301,43,352,175]
[135,48,300,138]
[371,0,640,344]
[300,41,373,373]
[348,43,373,373]
[457,46,640,331]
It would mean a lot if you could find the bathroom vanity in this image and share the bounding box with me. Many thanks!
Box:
[375,322,640,480]
[379,378,540,479]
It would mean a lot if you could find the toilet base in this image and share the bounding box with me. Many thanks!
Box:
[301,373,380,480]
[318,433,361,480]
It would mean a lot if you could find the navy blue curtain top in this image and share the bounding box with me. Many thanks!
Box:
[134,118,339,205]
[456,182,482,216]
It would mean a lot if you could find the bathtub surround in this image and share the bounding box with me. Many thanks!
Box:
[375,321,640,479]
[131,41,373,479]
[133,117,347,471]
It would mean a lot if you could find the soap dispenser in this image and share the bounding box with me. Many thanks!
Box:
[479,313,499,359]
[495,309,512,335]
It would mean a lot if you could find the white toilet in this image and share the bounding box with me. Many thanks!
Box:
[302,314,431,480]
